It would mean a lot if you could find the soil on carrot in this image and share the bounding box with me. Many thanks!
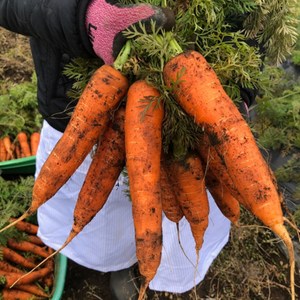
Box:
[1,28,299,300]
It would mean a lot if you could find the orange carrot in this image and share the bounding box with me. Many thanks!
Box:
[0,65,129,234]
[125,80,163,300]
[34,105,127,266]
[0,138,7,161]
[17,132,31,157]
[167,153,209,253]
[15,284,49,298]
[205,170,240,225]
[0,260,24,274]
[1,288,43,300]
[0,267,50,287]
[9,219,38,235]
[1,246,36,269]
[7,239,49,259]
[160,160,184,224]
[26,235,44,246]
[163,50,295,299]
[3,136,14,160]
[14,142,22,159]
[30,132,40,156]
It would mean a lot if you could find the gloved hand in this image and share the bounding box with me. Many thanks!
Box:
[86,0,175,64]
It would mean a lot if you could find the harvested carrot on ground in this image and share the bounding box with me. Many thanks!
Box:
[0,246,36,269]
[17,132,31,157]
[7,239,50,258]
[26,235,44,246]
[125,80,164,300]
[30,132,40,156]
[163,49,295,300]
[166,153,209,254]
[31,105,126,269]
[0,65,129,234]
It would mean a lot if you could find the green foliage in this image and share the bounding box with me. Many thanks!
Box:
[0,176,33,227]
[0,73,42,137]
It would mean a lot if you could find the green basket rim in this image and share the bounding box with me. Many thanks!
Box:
[51,254,68,300]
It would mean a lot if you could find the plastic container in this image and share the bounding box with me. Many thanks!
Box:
[52,254,68,300]
[0,156,36,175]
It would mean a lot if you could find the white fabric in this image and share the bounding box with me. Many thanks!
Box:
[36,120,231,293]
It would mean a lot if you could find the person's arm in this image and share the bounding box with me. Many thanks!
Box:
[0,0,174,60]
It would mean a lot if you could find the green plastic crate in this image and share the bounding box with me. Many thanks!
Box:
[0,156,36,175]
[52,254,68,300]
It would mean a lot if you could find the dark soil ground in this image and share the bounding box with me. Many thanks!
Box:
[1,28,299,300]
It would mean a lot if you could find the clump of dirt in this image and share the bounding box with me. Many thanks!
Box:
[0,28,33,84]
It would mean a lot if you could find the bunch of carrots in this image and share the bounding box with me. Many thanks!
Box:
[0,132,40,162]
[0,46,297,300]
[0,219,54,299]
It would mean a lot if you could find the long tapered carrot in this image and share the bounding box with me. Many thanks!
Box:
[7,239,49,258]
[0,65,129,234]
[0,268,50,287]
[30,132,40,156]
[0,138,7,161]
[160,161,184,224]
[163,50,295,300]
[205,170,240,225]
[1,288,43,300]
[17,132,31,157]
[125,80,164,300]
[166,153,209,253]
[0,260,24,274]
[29,105,127,271]
[15,284,49,298]
[9,219,38,235]
[0,246,36,269]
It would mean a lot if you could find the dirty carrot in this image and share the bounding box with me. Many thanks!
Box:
[3,136,14,160]
[26,235,44,246]
[30,132,40,156]
[1,267,51,287]
[0,139,7,161]
[0,260,24,274]
[16,284,49,298]
[32,105,126,268]
[17,132,31,157]
[0,65,129,234]
[9,219,38,235]
[205,169,240,225]
[125,80,164,300]
[0,246,36,269]
[160,159,184,224]
[163,50,295,300]
[167,153,209,253]
[7,239,49,258]
[1,288,43,300]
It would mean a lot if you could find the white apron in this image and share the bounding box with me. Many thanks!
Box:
[36,120,231,293]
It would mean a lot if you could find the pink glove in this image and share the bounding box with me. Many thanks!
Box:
[86,0,174,64]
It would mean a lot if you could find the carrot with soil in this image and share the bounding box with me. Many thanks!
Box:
[125,80,164,300]
[7,239,50,258]
[163,49,295,300]
[1,288,45,300]
[0,139,7,161]
[3,136,14,160]
[30,132,40,156]
[17,132,31,157]
[27,105,126,272]
[0,64,129,234]
[0,246,36,269]
[166,153,209,254]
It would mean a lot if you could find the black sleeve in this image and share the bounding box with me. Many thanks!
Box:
[0,0,95,57]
